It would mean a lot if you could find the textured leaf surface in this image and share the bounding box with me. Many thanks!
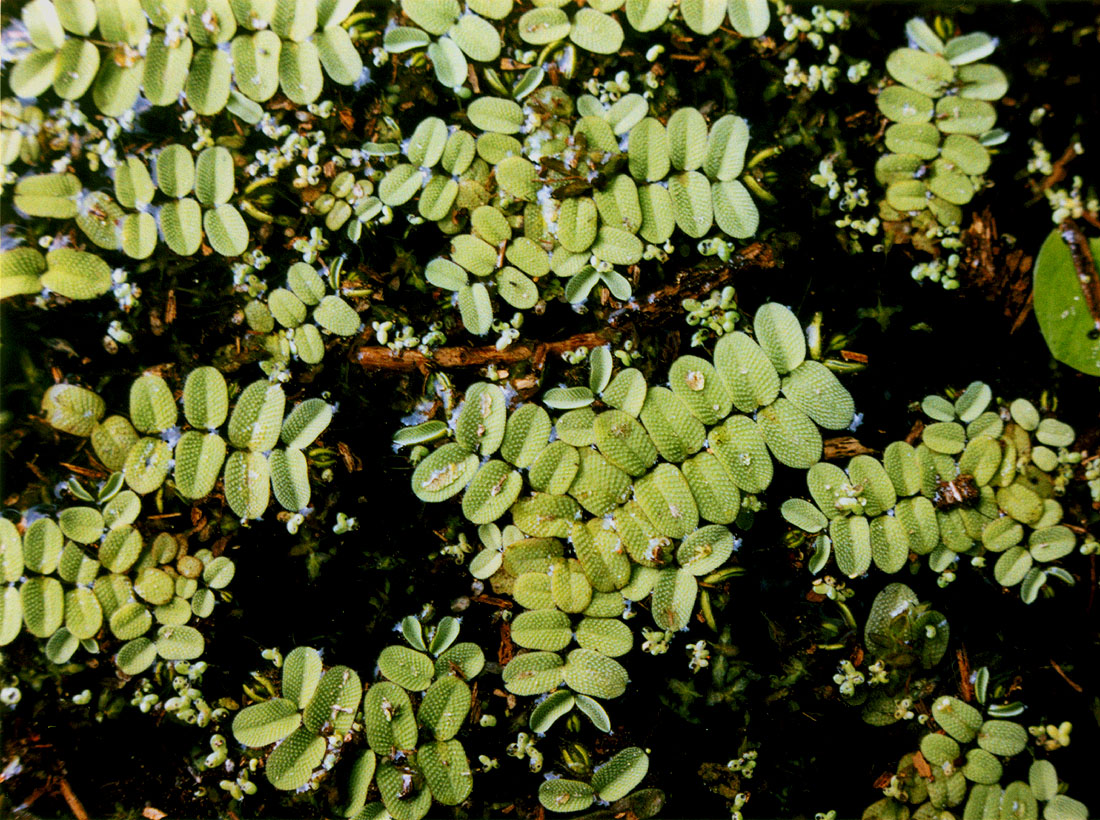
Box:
[932,695,983,743]
[575,617,632,657]
[419,739,473,805]
[282,646,324,710]
[511,609,573,652]
[540,779,596,813]
[502,651,565,695]
[592,747,649,802]
[713,332,780,413]
[411,443,478,503]
[266,725,326,790]
[639,387,705,464]
[652,567,696,631]
[418,676,471,741]
[364,682,418,753]
[232,698,302,748]
[155,625,204,660]
[563,648,629,699]
[376,760,432,820]
[379,646,435,691]
[303,665,362,736]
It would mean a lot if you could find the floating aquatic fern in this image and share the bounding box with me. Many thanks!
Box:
[783,381,1085,603]
[385,0,771,92]
[0,490,234,674]
[0,2,1096,818]
[0,365,335,668]
[864,686,1089,820]
[8,0,365,121]
[398,302,856,716]
[874,18,1009,288]
[380,85,761,334]
[233,617,484,816]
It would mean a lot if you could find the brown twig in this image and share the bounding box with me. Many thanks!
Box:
[24,460,49,482]
[58,462,108,480]
[1048,658,1084,693]
[609,242,777,329]
[498,622,514,668]
[1029,144,1080,202]
[957,646,973,701]
[57,777,89,820]
[823,436,874,460]
[11,784,49,808]
[1009,290,1034,335]
[353,244,776,374]
[904,420,926,447]
[354,331,612,374]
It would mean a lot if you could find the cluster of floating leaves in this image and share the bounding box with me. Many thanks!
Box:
[856,582,950,725]
[377,85,759,334]
[0,3,1095,817]
[0,480,233,675]
[308,169,384,243]
[242,259,364,372]
[782,381,1082,603]
[394,308,1094,815]
[232,613,657,820]
[386,0,770,92]
[0,1,773,350]
[41,370,334,519]
[398,303,856,711]
[0,368,334,673]
[875,19,1008,231]
[232,620,485,817]
[231,646,364,793]
[0,0,376,356]
[10,145,249,263]
[536,745,651,814]
[8,0,365,123]
[861,589,1090,820]
[1,245,115,301]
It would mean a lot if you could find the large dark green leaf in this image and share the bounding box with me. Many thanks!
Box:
[1033,228,1100,376]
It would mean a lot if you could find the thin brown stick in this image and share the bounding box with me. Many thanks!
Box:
[57,777,89,820]
[1048,658,1084,693]
[904,420,925,447]
[353,244,776,373]
[1029,144,1080,202]
[957,646,973,702]
[609,242,777,329]
[1010,290,1034,335]
[58,462,108,479]
[354,331,611,373]
[12,784,49,809]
